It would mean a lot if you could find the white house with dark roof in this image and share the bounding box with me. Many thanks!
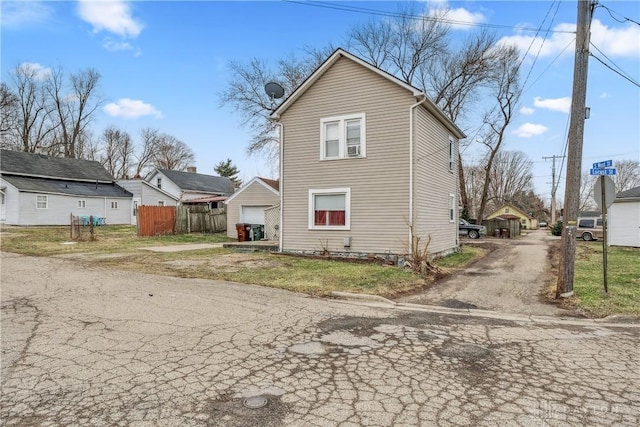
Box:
[116,178,179,225]
[0,149,133,226]
[146,168,235,204]
[609,185,640,247]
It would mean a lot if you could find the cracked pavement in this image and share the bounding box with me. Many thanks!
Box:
[1,252,639,426]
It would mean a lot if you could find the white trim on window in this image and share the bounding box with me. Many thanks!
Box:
[308,188,351,230]
[320,113,366,160]
[157,200,165,207]
[36,195,48,209]
[448,135,455,172]
[449,193,456,223]
[110,201,118,209]
[78,200,86,208]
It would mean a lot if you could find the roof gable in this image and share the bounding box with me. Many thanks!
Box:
[225,176,279,204]
[270,48,465,139]
[156,168,235,195]
[1,149,114,182]
[489,204,533,220]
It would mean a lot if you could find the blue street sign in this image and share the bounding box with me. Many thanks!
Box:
[592,160,613,169]
[590,168,616,176]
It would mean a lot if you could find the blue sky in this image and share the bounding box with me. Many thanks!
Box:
[2,0,639,204]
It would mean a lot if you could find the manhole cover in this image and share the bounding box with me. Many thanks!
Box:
[242,396,268,409]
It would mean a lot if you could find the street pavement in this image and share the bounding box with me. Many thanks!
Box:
[1,252,639,426]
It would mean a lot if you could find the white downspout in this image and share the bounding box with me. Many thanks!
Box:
[409,96,426,255]
[277,122,284,252]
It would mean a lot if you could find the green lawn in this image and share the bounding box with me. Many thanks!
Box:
[573,243,640,317]
[0,225,482,298]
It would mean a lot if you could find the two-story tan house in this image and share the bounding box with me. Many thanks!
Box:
[270,48,466,262]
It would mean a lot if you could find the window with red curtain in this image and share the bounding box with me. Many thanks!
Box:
[314,194,346,226]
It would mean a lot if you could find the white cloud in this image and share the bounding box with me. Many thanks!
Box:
[513,123,548,138]
[591,19,640,58]
[520,106,535,115]
[103,99,163,119]
[103,39,141,56]
[1,1,53,28]
[599,92,610,99]
[17,62,52,80]
[77,0,143,38]
[534,96,571,113]
[498,18,640,60]
[426,0,486,30]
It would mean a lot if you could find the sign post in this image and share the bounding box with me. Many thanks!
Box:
[591,163,616,293]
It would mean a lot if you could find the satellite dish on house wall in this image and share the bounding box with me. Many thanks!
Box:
[265,82,285,100]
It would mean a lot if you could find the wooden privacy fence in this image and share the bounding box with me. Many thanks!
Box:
[482,219,520,238]
[175,206,226,234]
[137,206,176,237]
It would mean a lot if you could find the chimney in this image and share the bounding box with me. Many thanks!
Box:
[186,166,197,173]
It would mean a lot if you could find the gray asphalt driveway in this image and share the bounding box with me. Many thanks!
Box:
[1,251,639,426]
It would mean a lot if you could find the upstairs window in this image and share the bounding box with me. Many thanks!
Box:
[320,113,366,160]
[157,178,162,189]
[449,136,455,171]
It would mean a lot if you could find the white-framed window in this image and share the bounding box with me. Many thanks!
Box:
[157,200,165,207]
[157,178,162,189]
[320,113,366,160]
[110,201,118,209]
[449,194,456,222]
[448,135,455,171]
[78,200,86,208]
[36,195,48,209]
[308,188,351,230]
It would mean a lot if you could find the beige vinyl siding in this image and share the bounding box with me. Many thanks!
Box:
[281,57,413,254]
[226,181,279,238]
[413,107,458,254]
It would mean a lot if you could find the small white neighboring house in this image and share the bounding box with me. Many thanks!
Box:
[225,177,279,239]
[0,149,132,225]
[609,186,640,247]
[116,178,179,225]
[146,167,235,204]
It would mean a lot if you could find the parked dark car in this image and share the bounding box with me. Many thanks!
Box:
[459,219,487,239]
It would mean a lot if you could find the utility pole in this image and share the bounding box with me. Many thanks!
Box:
[543,155,566,225]
[556,0,595,298]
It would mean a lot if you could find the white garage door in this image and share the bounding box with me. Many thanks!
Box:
[240,205,269,225]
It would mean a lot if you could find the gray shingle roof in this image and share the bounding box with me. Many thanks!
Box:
[0,149,114,182]
[616,186,640,199]
[2,176,132,198]
[158,168,235,195]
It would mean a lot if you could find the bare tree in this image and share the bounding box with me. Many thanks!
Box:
[579,171,598,212]
[462,164,484,220]
[476,46,522,222]
[350,3,449,84]
[613,159,640,192]
[9,63,58,153]
[0,82,19,146]
[99,127,133,179]
[74,129,100,161]
[151,132,195,171]
[47,67,102,158]
[488,150,534,208]
[133,128,160,177]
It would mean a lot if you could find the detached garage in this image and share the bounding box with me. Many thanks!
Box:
[609,186,640,248]
[226,177,279,240]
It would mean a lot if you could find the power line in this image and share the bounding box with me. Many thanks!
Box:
[598,2,640,26]
[589,47,640,87]
[283,0,576,34]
